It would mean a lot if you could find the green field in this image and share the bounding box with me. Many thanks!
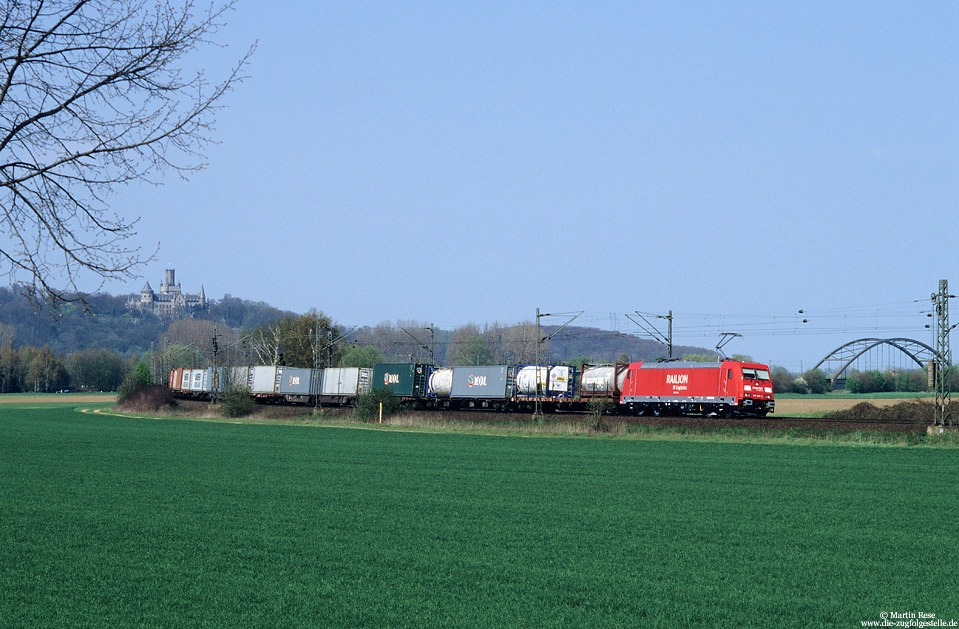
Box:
[2,404,958,627]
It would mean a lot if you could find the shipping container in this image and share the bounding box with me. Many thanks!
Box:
[276,367,318,395]
[429,368,453,398]
[189,368,206,392]
[251,366,279,395]
[322,367,372,397]
[580,364,628,397]
[169,367,184,390]
[516,365,575,397]
[372,363,432,398]
[179,368,194,391]
[183,367,220,393]
[450,365,515,399]
[224,366,252,391]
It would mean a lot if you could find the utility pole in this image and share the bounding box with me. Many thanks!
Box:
[932,279,954,426]
[211,325,219,403]
[534,309,583,416]
[321,326,358,369]
[150,341,157,385]
[535,308,541,416]
[399,324,435,364]
[626,310,674,359]
[313,318,320,411]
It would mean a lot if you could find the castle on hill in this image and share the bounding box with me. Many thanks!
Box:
[127,268,207,316]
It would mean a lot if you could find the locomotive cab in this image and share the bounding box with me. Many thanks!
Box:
[726,362,774,416]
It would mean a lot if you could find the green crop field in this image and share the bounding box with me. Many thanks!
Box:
[2,403,958,627]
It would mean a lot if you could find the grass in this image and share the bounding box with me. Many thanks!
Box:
[110,402,959,447]
[2,402,959,626]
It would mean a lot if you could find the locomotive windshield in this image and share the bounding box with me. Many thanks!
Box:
[742,367,770,380]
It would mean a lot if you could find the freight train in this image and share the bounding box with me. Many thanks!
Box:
[169,360,774,417]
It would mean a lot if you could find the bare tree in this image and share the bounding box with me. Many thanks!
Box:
[484,321,543,365]
[160,318,238,365]
[247,323,282,365]
[0,1,252,303]
[503,322,542,364]
[244,311,341,368]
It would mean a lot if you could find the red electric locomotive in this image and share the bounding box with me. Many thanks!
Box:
[620,360,774,417]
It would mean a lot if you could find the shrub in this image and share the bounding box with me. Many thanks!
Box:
[220,385,256,418]
[117,360,153,403]
[803,368,829,394]
[587,397,615,432]
[355,387,400,423]
[845,375,862,394]
[116,384,173,412]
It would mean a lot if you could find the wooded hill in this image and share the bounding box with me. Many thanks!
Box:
[0,288,294,355]
[0,288,713,364]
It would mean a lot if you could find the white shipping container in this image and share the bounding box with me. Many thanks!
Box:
[581,365,627,394]
[516,366,549,394]
[549,366,572,394]
[186,368,209,392]
[251,366,279,394]
[516,366,573,395]
[225,367,252,391]
[322,368,372,396]
[429,368,453,398]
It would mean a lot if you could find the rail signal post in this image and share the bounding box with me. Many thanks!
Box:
[932,280,954,427]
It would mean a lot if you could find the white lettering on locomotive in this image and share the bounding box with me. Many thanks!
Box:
[665,374,689,385]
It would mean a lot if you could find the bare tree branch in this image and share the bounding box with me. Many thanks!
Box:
[0,0,252,305]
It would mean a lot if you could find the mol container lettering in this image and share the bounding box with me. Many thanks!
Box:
[449,366,516,400]
[372,363,433,399]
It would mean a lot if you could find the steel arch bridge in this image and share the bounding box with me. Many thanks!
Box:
[812,338,943,384]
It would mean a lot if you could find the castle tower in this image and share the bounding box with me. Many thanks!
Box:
[140,281,154,305]
[127,267,207,316]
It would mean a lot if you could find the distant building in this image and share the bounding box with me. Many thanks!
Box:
[127,269,207,316]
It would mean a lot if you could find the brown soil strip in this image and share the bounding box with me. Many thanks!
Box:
[773,397,924,415]
[0,394,115,404]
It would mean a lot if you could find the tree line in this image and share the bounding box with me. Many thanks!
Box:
[0,344,129,394]
[769,366,948,395]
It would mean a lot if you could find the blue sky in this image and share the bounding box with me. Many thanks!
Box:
[106,2,958,370]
